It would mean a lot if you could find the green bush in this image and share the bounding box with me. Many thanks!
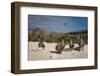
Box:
[28,28,87,44]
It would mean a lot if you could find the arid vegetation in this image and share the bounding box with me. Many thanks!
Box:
[28,28,88,44]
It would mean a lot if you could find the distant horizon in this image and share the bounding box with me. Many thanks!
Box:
[28,15,88,33]
[29,27,87,34]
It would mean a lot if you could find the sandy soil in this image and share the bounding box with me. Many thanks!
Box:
[28,42,88,60]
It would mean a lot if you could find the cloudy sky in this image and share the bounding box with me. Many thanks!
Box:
[28,15,88,33]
